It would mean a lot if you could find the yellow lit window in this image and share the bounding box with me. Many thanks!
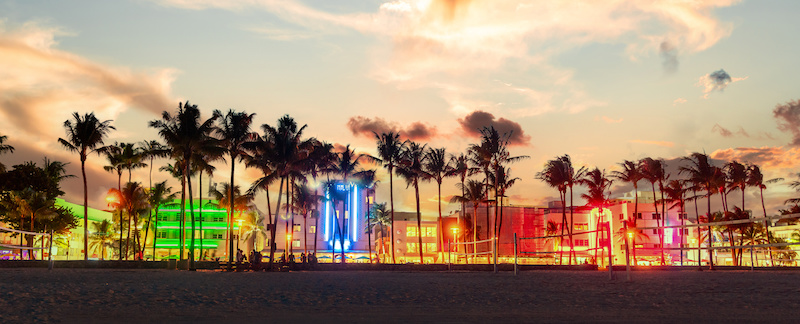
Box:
[309,226,316,234]
[407,242,419,253]
[407,226,419,237]
[424,243,437,253]
[422,227,436,238]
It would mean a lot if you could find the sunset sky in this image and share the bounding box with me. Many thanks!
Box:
[2,0,800,219]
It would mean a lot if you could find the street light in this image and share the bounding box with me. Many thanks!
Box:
[451,227,459,264]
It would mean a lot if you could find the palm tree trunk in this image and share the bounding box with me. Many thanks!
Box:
[152,207,159,260]
[228,155,236,268]
[197,172,203,260]
[268,176,285,270]
[287,178,293,258]
[179,172,186,261]
[187,162,197,269]
[560,190,566,265]
[569,185,576,265]
[650,182,664,265]
[437,181,444,263]
[415,180,423,263]
[389,166,396,263]
[82,156,89,261]
[707,192,714,269]
[632,185,639,263]
[760,186,774,266]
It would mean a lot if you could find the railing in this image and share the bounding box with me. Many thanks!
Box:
[0,226,54,270]
[448,237,498,273]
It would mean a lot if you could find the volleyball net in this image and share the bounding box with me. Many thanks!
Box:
[0,226,55,268]
[448,237,498,271]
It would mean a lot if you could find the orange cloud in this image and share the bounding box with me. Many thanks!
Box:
[710,146,800,170]
[347,116,437,141]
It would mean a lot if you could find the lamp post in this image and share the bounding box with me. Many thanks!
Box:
[236,219,244,253]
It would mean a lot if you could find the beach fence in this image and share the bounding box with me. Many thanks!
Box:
[448,237,498,272]
[631,213,800,270]
[0,226,54,270]
[513,225,615,279]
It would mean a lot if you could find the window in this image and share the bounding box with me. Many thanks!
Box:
[652,213,661,220]
[293,224,302,232]
[407,226,419,237]
[407,242,419,253]
[157,215,168,221]
[309,226,316,234]
[422,227,436,238]
[292,239,301,248]
[157,231,167,239]
[574,223,588,231]
[653,229,658,235]
[683,229,690,235]
[679,213,688,220]
[635,213,642,219]
[653,244,661,248]
[652,229,663,235]
[575,239,589,247]
[424,243,437,253]
[618,214,624,220]
[213,216,224,222]
[212,233,224,239]
[194,216,203,221]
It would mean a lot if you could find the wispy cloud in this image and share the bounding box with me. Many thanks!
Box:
[711,146,800,170]
[673,98,687,106]
[244,26,316,41]
[595,116,623,124]
[153,0,740,117]
[773,99,800,146]
[0,21,177,142]
[628,140,675,147]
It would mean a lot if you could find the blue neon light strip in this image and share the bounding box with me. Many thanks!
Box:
[324,192,330,242]
[352,184,358,242]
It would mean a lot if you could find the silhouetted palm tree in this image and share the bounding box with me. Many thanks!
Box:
[611,160,643,263]
[216,109,257,267]
[148,180,177,260]
[450,180,486,263]
[492,166,520,241]
[0,134,15,172]
[150,101,221,269]
[749,164,781,266]
[397,141,428,263]
[662,179,687,265]
[367,202,391,262]
[291,182,321,257]
[449,152,477,249]
[422,147,454,259]
[90,220,115,260]
[107,182,150,259]
[640,157,667,265]
[680,152,721,269]
[58,112,115,260]
[536,157,569,264]
[369,131,405,263]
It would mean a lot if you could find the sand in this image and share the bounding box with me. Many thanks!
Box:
[1,269,799,323]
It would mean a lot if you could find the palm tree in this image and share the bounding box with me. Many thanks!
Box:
[536,157,569,264]
[148,180,177,260]
[492,166,521,242]
[680,152,720,269]
[240,210,266,252]
[397,141,428,263]
[326,144,372,263]
[117,143,147,184]
[422,147,454,260]
[611,160,643,263]
[58,112,115,260]
[450,180,487,263]
[749,164,782,266]
[369,131,405,263]
[260,115,313,269]
[471,127,529,243]
[0,134,15,172]
[290,182,321,257]
[209,182,254,259]
[640,157,667,265]
[356,170,379,262]
[578,167,612,264]
[662,179,687,265]
[107,182,150,260]
[215,109,257,268]
[741,223,767,266]
[449,153,477,252]
[89,220,115,260]
[367,202,392,262]
[149,101,221,269]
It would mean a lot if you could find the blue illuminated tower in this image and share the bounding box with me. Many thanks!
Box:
[322,180,364,254]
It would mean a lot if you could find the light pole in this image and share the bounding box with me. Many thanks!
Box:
[236,219,244,253]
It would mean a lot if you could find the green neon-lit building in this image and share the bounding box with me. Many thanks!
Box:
[152,199,239,260]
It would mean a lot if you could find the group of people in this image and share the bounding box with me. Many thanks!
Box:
[235,248,265,271]
[231,249,320,271]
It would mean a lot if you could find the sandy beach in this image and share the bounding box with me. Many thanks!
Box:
[1,269,799,323]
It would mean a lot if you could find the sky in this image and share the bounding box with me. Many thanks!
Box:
[2,0,800,220]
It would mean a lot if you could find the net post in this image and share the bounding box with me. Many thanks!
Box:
[493,237,498,274]
[514,233,518,276]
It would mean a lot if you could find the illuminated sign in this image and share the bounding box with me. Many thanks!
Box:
[324,181,361,251]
